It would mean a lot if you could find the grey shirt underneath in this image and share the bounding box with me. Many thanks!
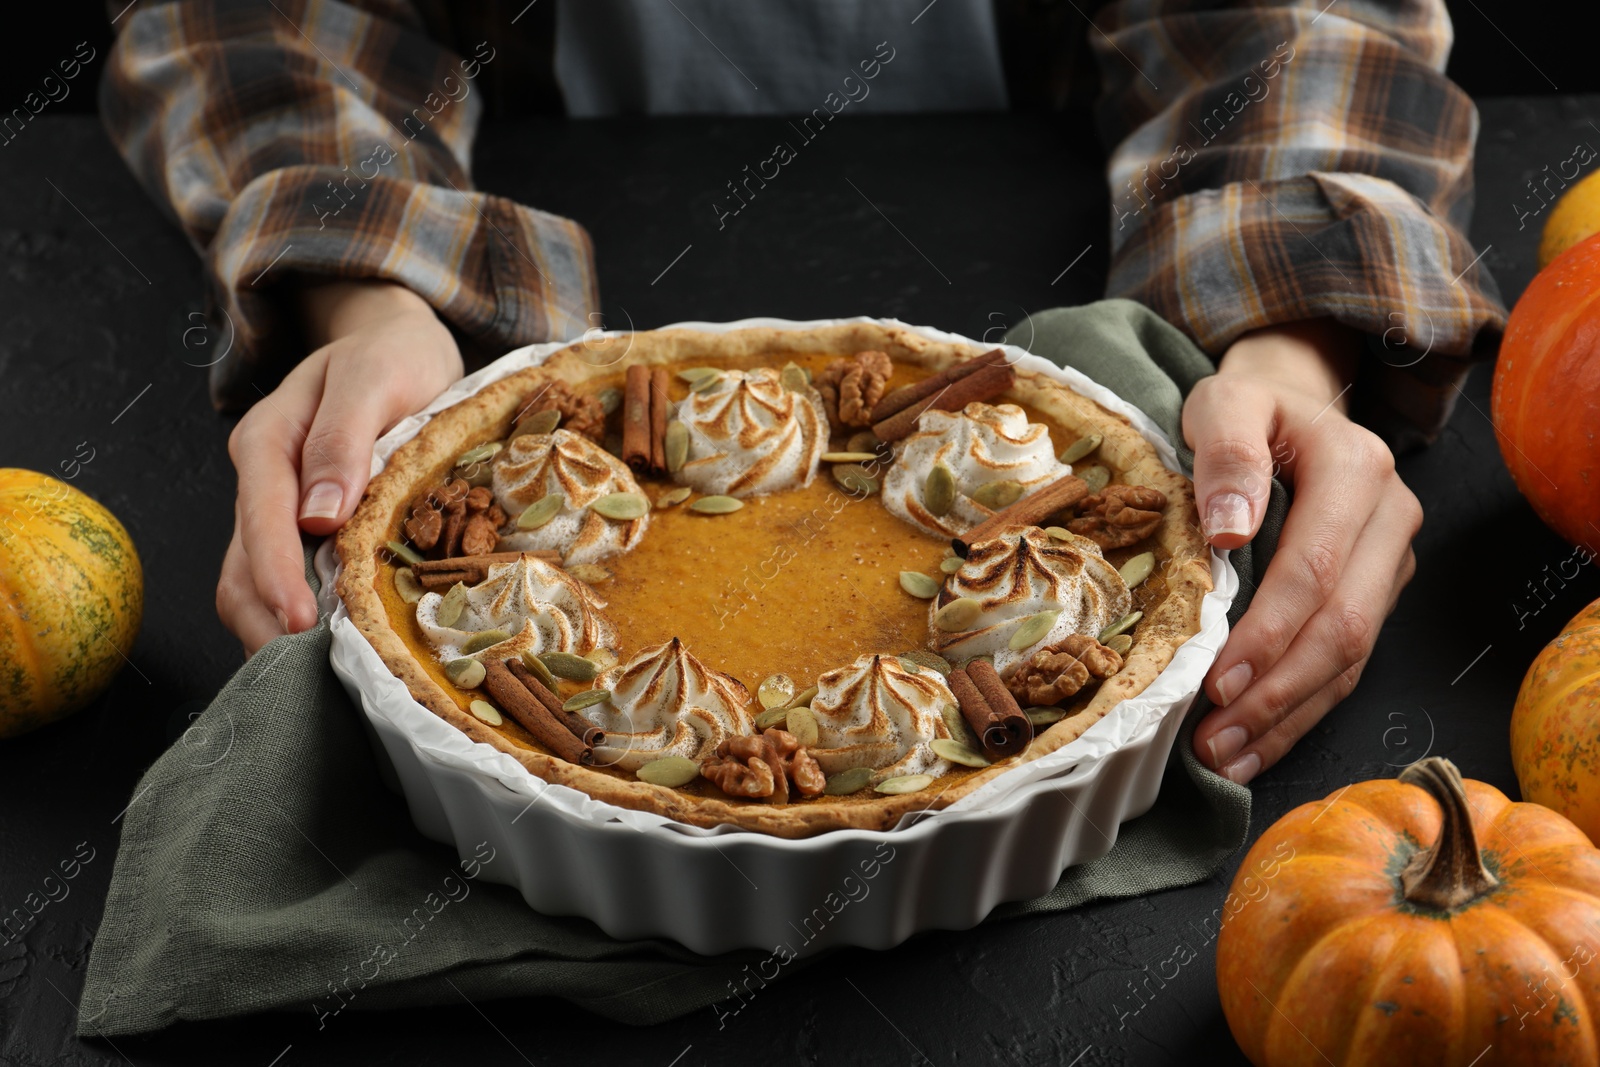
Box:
[554,0,1008,116]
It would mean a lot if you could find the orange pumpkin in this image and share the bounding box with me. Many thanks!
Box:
[1491,231,1600,552]
[0,469,143,737]
[1512,597,1600,844]
[1217,757,1600,1066]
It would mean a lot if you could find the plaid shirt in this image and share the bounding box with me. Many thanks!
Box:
[102,0,1504,449]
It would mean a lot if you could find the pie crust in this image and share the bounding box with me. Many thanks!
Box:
[334,322,1213,838]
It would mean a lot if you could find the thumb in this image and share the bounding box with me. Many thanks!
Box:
[1181,376,1277,551]
[296,361,402,535]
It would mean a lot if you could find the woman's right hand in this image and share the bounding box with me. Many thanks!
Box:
[218,280,464,657]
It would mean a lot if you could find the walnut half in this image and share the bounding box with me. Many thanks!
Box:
[701,728,825,803]
[1067,485,1167,550]
[1006,634,1124,707]
[815,350,892,429]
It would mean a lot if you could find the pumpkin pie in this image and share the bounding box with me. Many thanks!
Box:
[335,322,1213,838]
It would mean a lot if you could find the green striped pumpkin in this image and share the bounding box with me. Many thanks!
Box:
[0,469,142,736]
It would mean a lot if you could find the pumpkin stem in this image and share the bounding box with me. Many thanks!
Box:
[1397,757,1499,910]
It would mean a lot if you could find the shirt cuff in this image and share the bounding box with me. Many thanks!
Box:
[201,165,598,411]
[1105,170,1508,449]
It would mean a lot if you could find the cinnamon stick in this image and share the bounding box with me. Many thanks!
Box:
[508,657,605,746]
[649,367,669,475]
[952,473,1090,558]
[871,361,1015,443]
[622,364,652,474]
[870,349,1012,423]
[482,659,593,765]
[964,659,1033,759]
[413,550,562,585]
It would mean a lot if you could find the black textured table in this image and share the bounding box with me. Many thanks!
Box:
[2,100,1596,1066]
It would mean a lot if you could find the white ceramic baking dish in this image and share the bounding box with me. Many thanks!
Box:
[321,316,1238,957]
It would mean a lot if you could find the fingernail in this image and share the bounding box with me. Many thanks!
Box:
[1206,724,1250,768]
[275,609,292,635]
[1204,492,1252,539]
[1214,661,1253,706]
[300,481,343,521]
[1222,751,1262,785]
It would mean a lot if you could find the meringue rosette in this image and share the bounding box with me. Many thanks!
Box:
[493,429,648,564]
[416,553,616,664]
[808,653,954,780]
[673,368,829,497]
[581,638,756,771]
[882,402,1072,537]
[931,526,1130,676]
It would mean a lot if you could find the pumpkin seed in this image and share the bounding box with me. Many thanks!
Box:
[833,464,879,496]
[941,702,980,748]
[455,462,496,488]
[899,571,940,599]
[820,451,880,463]
[656,485,692,508]
[689,495,743,514]
[823,767,874,795]
[591,492,649,521]
[1026,705,1066,727]
[386,539,425,566]
[445,657,487,689]
[665,420,689,473]
[1097,611,1143,642]
[562,688,612,712]
[1009,610,1061,651]
[394,567,425,603]
[456,441,503,467]
[1106,634,1133,656]
[933,597,982,632]
[677,366,721,386]
[1118,552,1156,589]
[598,387,624,415]
[846,431,883,455]
[785,706,820,747]
[900,650,952,677]
[513,409,561,438]
[567,563,612,583]
[779,362,809,391]
[460,628,512,654]
[931,737,991,768]
[1080,465,1111,494]
[520,648,558,690]
[437,582,469,628]
[1044,526,1073,541]
[585,647,619,671]
[757,674,795,709]
[924,463,956,518]
[637,756,701,788]
[468,699,503,726]
[691,372,724,394]
[754,705,791,730]
[874,774,933,795]
[970,480,1026,510]
[1058,433,1102,465]
[542,651,600,682]
[785,684,820,709]
[516,493,564,530]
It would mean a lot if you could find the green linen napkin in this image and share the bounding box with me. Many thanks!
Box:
[77,300,1281,1035]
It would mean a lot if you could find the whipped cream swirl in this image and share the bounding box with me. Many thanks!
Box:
[931,526,1130,676]
[673,368,829,497]
[492,429,648,565]
[416,553,616,664]
[883,402,1072,537]
[580,638,755,771]
[808,653,954,781]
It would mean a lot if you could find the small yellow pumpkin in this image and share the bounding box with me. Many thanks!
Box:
[1218,757,1600,1066]
[0,469,143,737]
[1511,596,1600,844]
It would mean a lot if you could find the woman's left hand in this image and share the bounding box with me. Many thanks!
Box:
[1181,318,1423,784]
